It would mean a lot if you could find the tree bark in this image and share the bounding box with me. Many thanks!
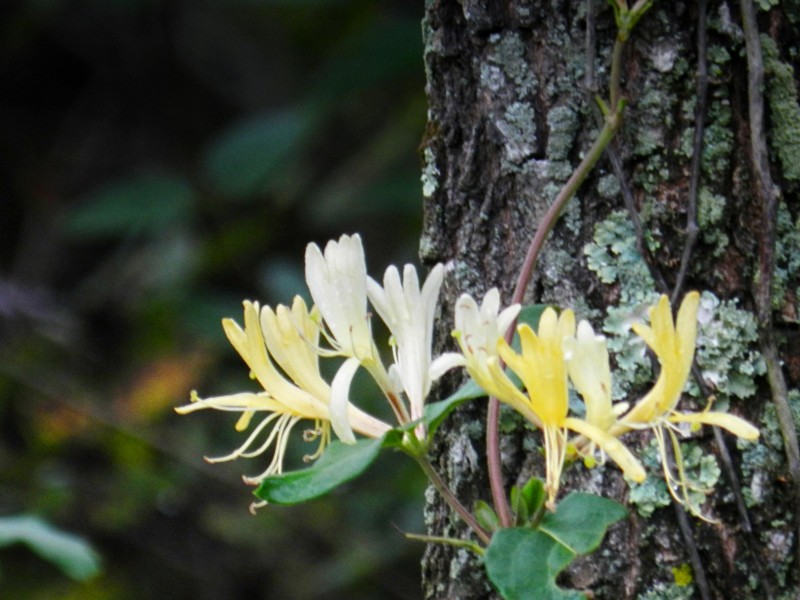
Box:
[419,1,800,598]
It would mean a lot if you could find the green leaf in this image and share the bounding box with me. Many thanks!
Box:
[520,477,546,519]
[254,431,401,504]
[538,492,627,554]
[485,528,583,600]
[0,515,102,581]
[65,174,193,238]
[423,379,484,440]
[203,108,316,199]
[485,492,627,599]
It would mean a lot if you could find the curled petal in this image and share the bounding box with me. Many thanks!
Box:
[668,410,760,441]
[496,303,522,335]
[330,357,360,444]
[430,352,465,380]
[564,417,646,483]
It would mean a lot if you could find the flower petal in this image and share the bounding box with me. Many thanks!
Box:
[668,410,760,441]
[565,320,614,431]
[564,417,646,482]
[430,352,466,380]
[330,356,360,444]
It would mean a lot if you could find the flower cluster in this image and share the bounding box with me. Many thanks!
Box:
[178,234,759,517]
[176,234,453,490]
[451,290,759,513]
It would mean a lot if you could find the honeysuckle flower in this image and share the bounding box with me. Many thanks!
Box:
[564,320,630,465]
[175,300,391,490]
[564,320,617,432]
[497,307,646,509]
[305,233,400,432]
[367,263,447,435]
[305,234,373,359]
[614,292,759,516]
[616,293,759,440]
[434,288,523,410]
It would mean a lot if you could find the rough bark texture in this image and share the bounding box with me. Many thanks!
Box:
[419,1,800,599]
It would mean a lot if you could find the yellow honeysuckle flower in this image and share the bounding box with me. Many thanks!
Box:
[617,292,759,440]
[497,308,645,509]
[176,300,391,493]
[615,292,759,518]
[564,319,631,467]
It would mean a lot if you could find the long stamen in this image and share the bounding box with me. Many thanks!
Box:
[239,413,293,459]
[242,415,303,484]
[204,412,282,463]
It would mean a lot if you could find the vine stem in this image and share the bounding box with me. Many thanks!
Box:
[487,105,625,528]
[416,457,491,545]
[485,1,649,529]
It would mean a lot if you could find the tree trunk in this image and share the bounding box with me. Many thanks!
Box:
[419,1,800,598]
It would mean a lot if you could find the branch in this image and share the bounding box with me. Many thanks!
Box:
[416,457,491,545]
[740,0,800,572]
[671,0,708,304]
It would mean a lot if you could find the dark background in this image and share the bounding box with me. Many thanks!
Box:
[0,1,429,597]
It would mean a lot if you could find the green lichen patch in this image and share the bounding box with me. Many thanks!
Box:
[761,34,800,183]
[693,292,766,404]
[738,390,800,506]
[700,91,734,179]
[628,439,721,519]
[497,101,538,169]
[596,173,620,199]
[486,32,536,94]
[545,104,579,161]
[696,187,729,256]
[585,211,659,398]
[421,147,440,198]
[772,202,800,320]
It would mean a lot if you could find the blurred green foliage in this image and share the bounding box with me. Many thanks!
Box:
[0,0,428,597]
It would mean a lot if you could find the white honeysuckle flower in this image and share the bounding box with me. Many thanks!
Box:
[305,233,374,360]
[176,300,391,488]
[304,233,401,427]
[367,263,446,432]
[433,288,522,403]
